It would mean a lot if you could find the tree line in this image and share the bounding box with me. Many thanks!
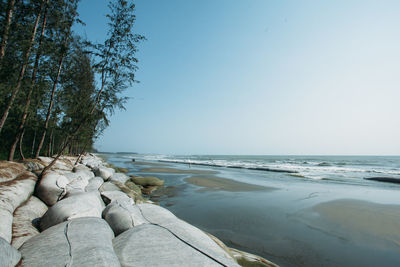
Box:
[0,0,144,166]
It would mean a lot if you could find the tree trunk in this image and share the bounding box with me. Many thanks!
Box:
[18,128,25,160]
[0,0,45,134]
[35,53,64,158]
[0,0,16,65]
[47,129,53,156]
[31,130,36,157]
[8,0,49,160]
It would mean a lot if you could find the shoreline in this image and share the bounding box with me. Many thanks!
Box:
[0,154,278,267]
[124,155,400,267]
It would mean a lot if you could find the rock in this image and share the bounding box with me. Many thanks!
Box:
[11,196,48,249]
[85,176,104,192]
[109,172,130,183]
[0,237,21,267]
[94,166,115,180]
[113,223,239,267]
[101,191,131,205]
[40,191,105,231]
[36,171,69,206]
[20,217,120,267]
[102,199,147,236]
[0,171,37,243]
[131,176,164,186]
[136,204,238,265]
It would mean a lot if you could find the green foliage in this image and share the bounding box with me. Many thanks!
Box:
[0,0,144,160]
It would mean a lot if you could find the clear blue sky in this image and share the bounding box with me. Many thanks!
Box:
[77,0,400,155]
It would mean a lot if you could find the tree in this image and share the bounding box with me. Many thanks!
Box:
[8,0,50,160]
[40,0,145,174]
[35,0,79,157]
[0,0,16,65]
[0,0,45,134]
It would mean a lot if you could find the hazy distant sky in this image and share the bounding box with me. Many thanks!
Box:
[77,0,400,155]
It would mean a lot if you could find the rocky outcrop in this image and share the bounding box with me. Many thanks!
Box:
[40,191,105,231]
[11,196,48,249]
[0,237,21,267]
[20,217,120,266]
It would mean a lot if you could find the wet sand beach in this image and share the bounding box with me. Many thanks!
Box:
[185,175,275,192]
[140,167,218,175]
[106,154,400,267]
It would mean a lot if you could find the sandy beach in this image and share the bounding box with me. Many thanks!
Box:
[185,175,274,192]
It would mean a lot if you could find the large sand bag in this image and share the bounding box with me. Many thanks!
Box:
[137,204,239,265]
[11,196,48,249]
[40,192,105,231]
[102,199,146,236]
[94,166,115,180]
[113,223,239,267]
[109,172,130,183]
[85,176,104,192]
[0,171,37,242]
[36,171,69,206]
[0,237,21,267]
[20,217,120,266]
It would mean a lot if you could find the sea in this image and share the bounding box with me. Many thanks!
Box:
[103,153,400,267]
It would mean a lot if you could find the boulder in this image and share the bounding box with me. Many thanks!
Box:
[85,176,104,192]
[131,176,164,186]
[40,191,105,231]
[0,171,37,243]
[20,217,120,267]
[102,199,146,236]
[0,237,21,267]
[36,171,69,206]
[101,191,131,205]
[113,224,238,267]
[11,196,48,249]
[109,172,130,183]
[94,166,115,180]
